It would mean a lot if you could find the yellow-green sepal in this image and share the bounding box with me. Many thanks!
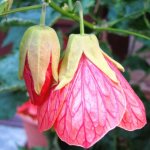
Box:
[83,34,118,83]
[56,34,83,89]
[57,34,125,90]
[101,50,125,72]
[19,25,60,94]
[19,26,34,80]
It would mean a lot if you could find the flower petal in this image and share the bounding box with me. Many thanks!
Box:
[101,50,125,72]
[27,28,52,94]
[83,35,118,83]
[56,35,84,90]
[57,34,120,90]
[23,58,52,106]
[54,55,126,148]
[19,27,34,79]
[37,86,65,131]
[107,59,147,131]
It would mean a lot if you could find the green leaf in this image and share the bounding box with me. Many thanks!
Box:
[132,85,150,118]
[136,45,150,53]
[123,71,130,81]
[57,135,84,150]
[81,0,95,14]
[0,52,25,93]
[31,148,46,150]
[45,131,61,150]
[2,27,27,50]
[1,7,60,27]
[91,130,117,150]
[18,146,46,150]
[123,55,150,71]
[100,41,112,56]
[0,17,36,27]
[0,91,27,119]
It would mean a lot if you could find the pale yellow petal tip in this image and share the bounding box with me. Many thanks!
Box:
[55,78,70,90]
[18,63,24,80]
[112,60,125,72]
[118,64,125,72]
[52,71,59,82]
[52,70,59,84]
[101,50,125,72]
[34,84,41,95]
[18,72,23,80]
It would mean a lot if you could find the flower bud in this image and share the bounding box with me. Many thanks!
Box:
[19,25,60,105]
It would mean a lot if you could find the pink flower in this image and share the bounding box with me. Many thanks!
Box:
[17,100,37,122]
[37,34,146,148]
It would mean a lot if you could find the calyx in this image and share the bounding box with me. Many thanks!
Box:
[57,34,124,89]
[19,25,60,94]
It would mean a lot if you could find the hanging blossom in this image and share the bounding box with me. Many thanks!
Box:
[17,100,37,122]
[19,25,60,106]
[37,34,146,148]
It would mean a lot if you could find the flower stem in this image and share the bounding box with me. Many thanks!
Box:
[48,1,91,29]
[68,0,73,10]
[94,26,150,40]
[74,1,84,35]
[40,2,47,26]
[0,4,42,16]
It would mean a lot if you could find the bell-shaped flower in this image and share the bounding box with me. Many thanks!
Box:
[38,34,146,148]
[19,25,60,106]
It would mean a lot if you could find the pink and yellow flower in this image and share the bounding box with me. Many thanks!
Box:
[37,34,146,148]
[19,25,60,106]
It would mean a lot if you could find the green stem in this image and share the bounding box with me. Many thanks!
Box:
[0,2,150,40]
[144,13,150,29]
[68,0,73,10]
[48,1,97,29]
[0,4,42,16]
[40,2,47,26]
[74,1,84,35]
[94,26,150,40]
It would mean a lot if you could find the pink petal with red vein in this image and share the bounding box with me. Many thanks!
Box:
[37,87,65,131]
[107,58,147,131]
[54,55,126,148]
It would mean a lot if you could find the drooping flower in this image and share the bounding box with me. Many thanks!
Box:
[19,25,60,106]
[38,34,146,148]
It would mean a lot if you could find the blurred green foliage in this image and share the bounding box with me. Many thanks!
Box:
[0,0,150,150]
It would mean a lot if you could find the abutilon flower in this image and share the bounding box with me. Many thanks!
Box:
[38,34,146,148]
[19,25,60,106]
[17,100,37,122]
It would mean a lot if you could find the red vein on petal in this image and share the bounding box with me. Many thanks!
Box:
[54,55,126,148]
